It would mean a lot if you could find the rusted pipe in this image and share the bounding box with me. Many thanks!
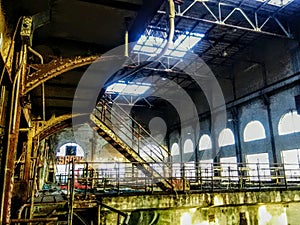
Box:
[158,0,175,58]
[1,43,27,224]
[125,30,129,57]
[0,17,22,86]
[28,46,45,120]
[10,45,26,134]
[97,205,101,225]
[29,157,38,223]
[11,217,58,223]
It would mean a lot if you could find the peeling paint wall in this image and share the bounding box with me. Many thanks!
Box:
[100,189,300,225]
[48,123,125,163]
[169,30,300,166]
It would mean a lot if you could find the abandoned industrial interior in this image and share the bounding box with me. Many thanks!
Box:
[1,0,300,224]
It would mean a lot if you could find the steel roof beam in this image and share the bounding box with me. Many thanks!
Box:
[158,0,293,38]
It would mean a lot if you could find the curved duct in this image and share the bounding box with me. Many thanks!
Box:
[156,0,175,59]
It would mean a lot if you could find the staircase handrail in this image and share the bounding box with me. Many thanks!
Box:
[102,95,170,155]
[92,110,164,163]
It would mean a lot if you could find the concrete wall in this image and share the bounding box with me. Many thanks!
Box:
[99,189,300,225]
[169,25,300,166]
[48,123,124,163]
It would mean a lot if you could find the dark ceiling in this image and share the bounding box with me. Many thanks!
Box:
[3,0,300,120]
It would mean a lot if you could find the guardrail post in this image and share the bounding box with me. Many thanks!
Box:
[282,163,288,189]
[211,163,214,191]
[85,162,89,198]
[117,162,120,194]
[97,204,101,225]
[182,162,186,192]
[228,166,231,189]
[257,163,261,189]
[68,159,75,225]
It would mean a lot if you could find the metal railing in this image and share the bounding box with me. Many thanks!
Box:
[92,97,171,174]
[55,161,300,195]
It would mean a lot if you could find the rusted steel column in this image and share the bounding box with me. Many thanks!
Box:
[23,127,34,191]
[2,104,22,224]
[2,44,27,224]
[98,205,101,225]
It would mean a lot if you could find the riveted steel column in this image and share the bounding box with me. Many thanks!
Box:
[23,126,35,199]
[2,43,27,224]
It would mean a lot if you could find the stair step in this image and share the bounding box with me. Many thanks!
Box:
[89,113,173,191]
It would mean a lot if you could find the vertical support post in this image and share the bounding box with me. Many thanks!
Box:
[264,94,277,163]
[117,214,120,225]
[29,158,38,223]
[257,163,261,189]
[41,83,45,121]
[2,43,27,224]
[166,132,172,180]
[124,17,130,58]
[282,163,288,189]
[124,30,129,57]
[91,135,95,162]
[117,163,120,194]
[182,162,185,192]
[232,108,242,163]
[85,162,88,198]
[97,204,101,225]
[231,67,243,180]
[137,125,141,155]
[211,163,214,191]
[194,126,200,183]
[0,85,10,225]
[68,160,75,225]
[228,166,231,189]
[260,62,277,164]
[24,128,34,199]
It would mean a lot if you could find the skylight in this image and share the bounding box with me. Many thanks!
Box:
[256,0,293,7]
[133,32,204,58]
[106,81,150,95]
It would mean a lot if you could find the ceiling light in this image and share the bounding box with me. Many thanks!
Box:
[222,51,228,57]
[133,32,204,58]
[105,82,150,95]
[256,0,292,7]
[106,83,127,93]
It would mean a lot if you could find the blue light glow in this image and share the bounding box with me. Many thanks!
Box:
[256,0,292,6]
[106,82,151,95]
[133,32,204,58]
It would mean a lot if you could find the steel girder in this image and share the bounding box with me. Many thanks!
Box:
[23,56,99,95]
[156,0,293,38]
[34,114,88,141]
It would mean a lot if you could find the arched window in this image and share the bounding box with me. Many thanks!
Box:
[246,153,271,181]
[244,120,266,142]
[220,157,238,181]
[218,128,235,147]
[281,149,300,181]
[171,143,180,156]
[184,139,194,153]
[199,159,213,178]
[199,134,212,150]
[278,110,300,135]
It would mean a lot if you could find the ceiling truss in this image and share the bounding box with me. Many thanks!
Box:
[158,0,294,38]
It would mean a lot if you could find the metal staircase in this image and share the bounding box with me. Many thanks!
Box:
[89,98,173,191]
